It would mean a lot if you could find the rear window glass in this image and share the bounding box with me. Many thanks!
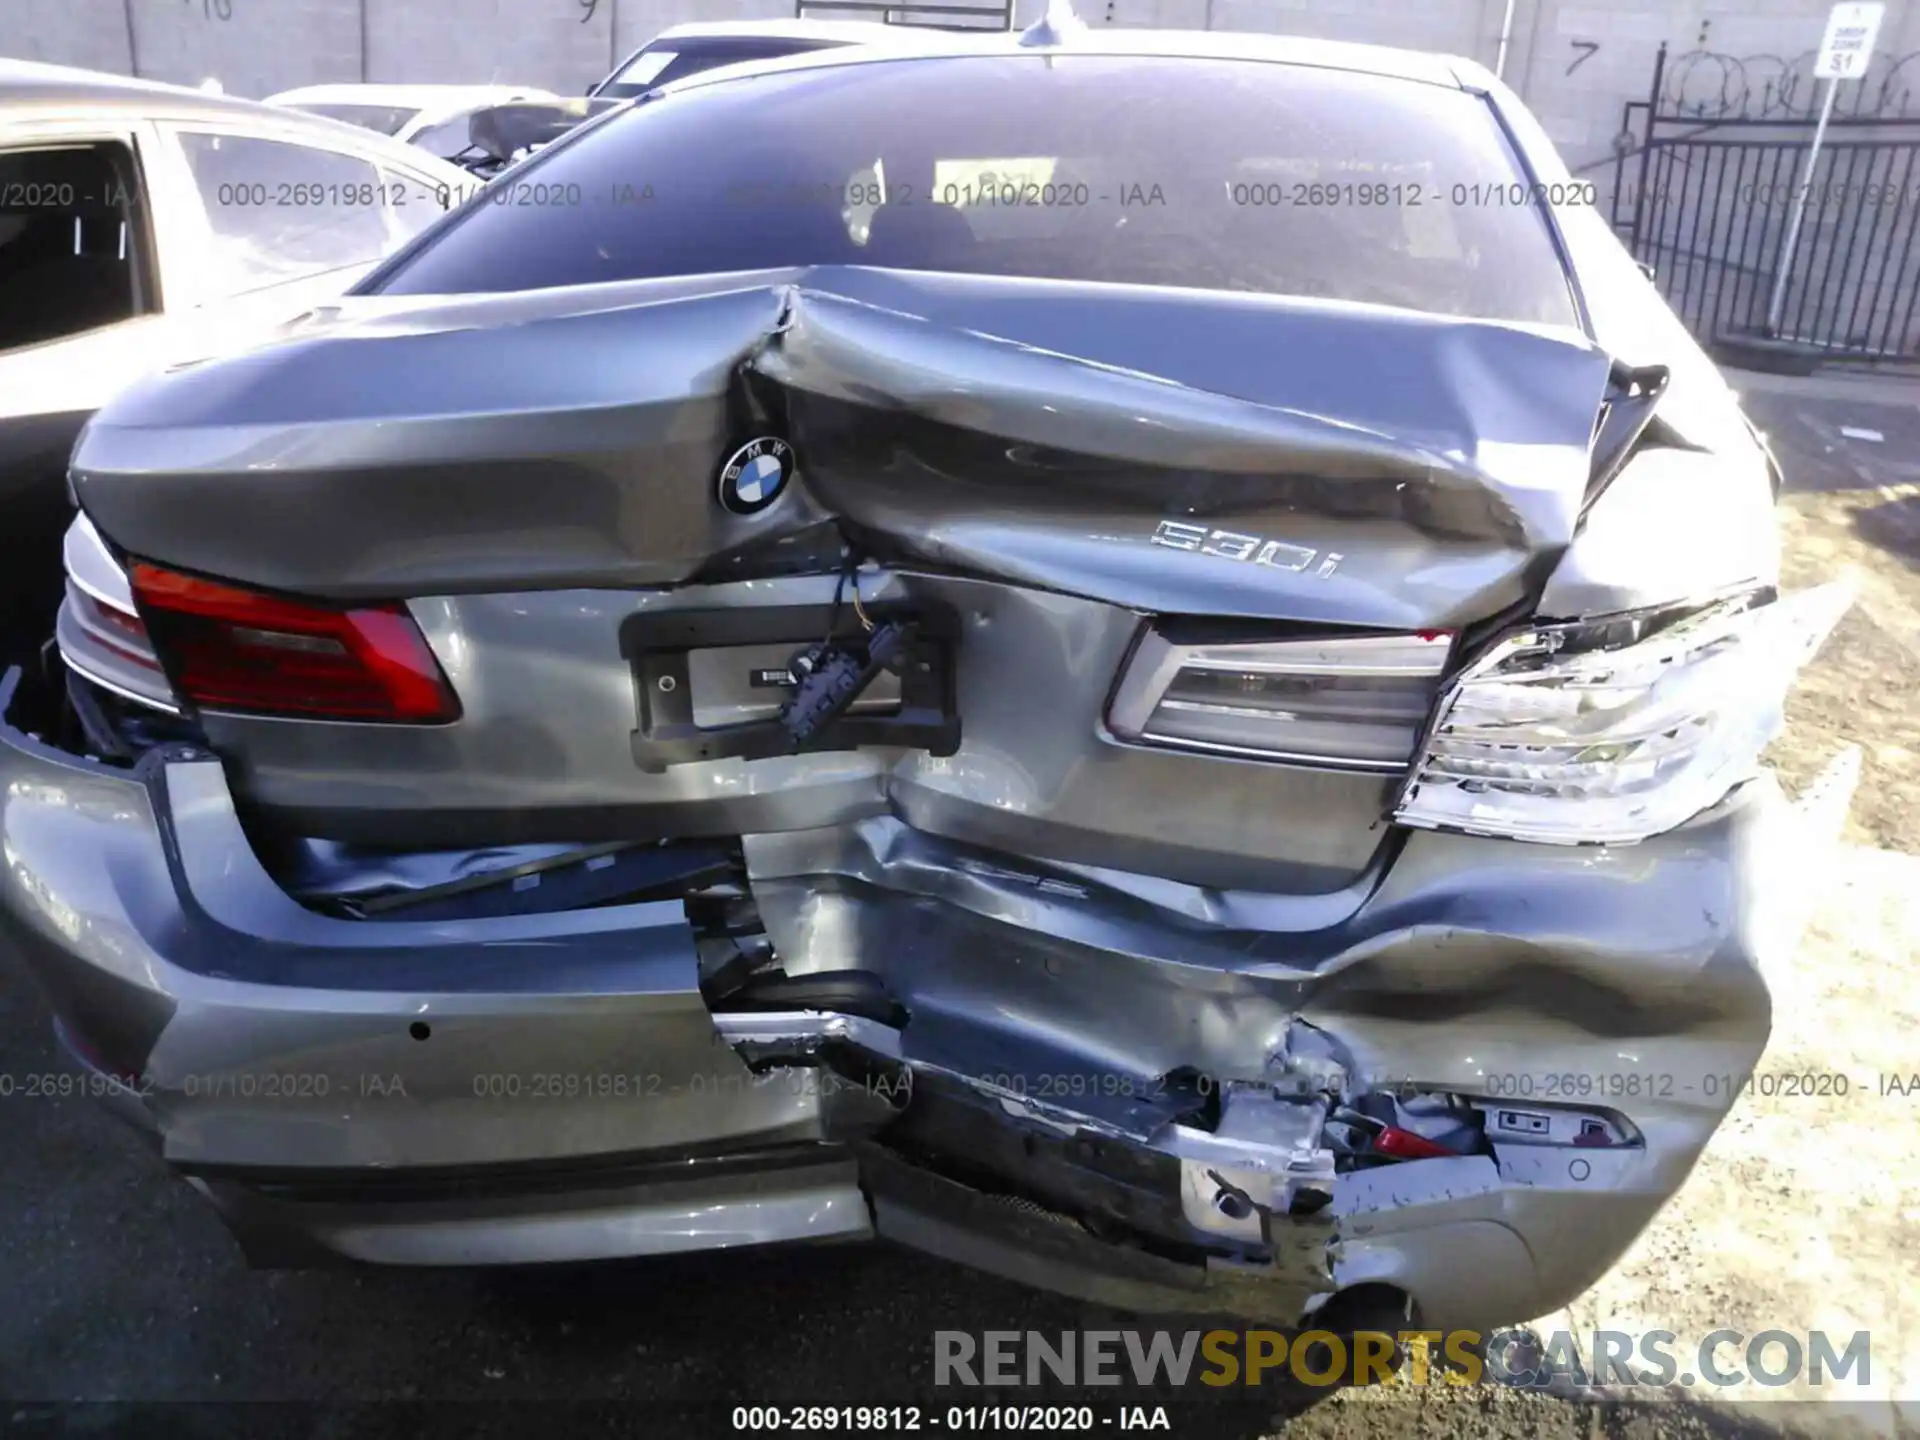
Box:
[181,132,439,296]
[601,48,679,94]
[295,102,419,136]
[599,39,834,98]
[374,54,1578,326]
[408,115,477,159]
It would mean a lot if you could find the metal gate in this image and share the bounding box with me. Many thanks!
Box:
[794,1,1015,28]
[1611,43,1920,363]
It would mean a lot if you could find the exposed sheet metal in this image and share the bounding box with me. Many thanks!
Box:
[1,619,1786,1328]
[738,786,1781,1327]
[274,836,601,901]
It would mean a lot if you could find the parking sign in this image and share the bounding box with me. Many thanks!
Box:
[1816,1,1884,79]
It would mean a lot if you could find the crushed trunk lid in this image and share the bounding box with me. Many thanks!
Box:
[70,268,1612,632]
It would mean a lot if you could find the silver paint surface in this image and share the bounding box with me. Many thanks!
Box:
[10,53,1796,1327]
[198,1167,874,1268]
[209,573,1404,889]
[740,781,1784,1327]
[0,690,830,1174]
[0,663,1790,1326]
[71,268,1610,628]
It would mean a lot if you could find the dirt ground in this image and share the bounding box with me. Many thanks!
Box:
[1760,371,1920,855]
[1455,371,1920,1428]
[1272,371,1920,1439]
[0,369,1916,1440]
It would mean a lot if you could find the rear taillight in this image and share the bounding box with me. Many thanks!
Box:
[71,586,162,671]
[1371,1125,1459,1161]
[57,514,179,713]
[129,563,460,724]
[1393,583,1852,845]
[1106,629,1452,771]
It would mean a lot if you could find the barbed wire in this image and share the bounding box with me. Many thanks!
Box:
[1660,48,1919,121]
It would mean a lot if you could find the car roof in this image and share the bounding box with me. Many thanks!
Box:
[0,57,305,122]
[265,83,552,107]
[648,18,965,46]
[654,25,1470,94]
[0,59,475,177]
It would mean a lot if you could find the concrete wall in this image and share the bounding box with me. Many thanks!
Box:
[1507,0,1920,167]
[4,0,1916,169]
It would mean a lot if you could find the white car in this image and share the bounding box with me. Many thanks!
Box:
[0,60,469,668]
[265,83,557,162]
[590,18,966,99]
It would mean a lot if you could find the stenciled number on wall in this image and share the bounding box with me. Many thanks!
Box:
[184,0,234,19]
[578,0,599,22]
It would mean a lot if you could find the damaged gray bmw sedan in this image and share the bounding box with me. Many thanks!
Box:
[0,19,1850,1338]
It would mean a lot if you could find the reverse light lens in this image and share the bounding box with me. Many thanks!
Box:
[69,586,162,672]
[1108,631,1453,770]
[1393,582,1853,845]
[56,514,179,713]
[130,563,460,724]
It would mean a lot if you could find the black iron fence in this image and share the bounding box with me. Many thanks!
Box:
[1611,44,1920,363]
[794,1,1014,28]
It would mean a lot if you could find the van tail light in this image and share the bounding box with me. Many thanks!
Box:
[129,563,460,724]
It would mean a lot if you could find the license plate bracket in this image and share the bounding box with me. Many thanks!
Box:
[620,600,961,772]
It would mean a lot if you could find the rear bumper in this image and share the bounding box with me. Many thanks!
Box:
[190,1154,873,1268]
[0,668,1795,1331]
[0,665,872,1265]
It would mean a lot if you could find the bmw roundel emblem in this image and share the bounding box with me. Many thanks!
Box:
[716,436,795,516]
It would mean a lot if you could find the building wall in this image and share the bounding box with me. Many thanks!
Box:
[5,0,1916,169]
[7,0,133,74]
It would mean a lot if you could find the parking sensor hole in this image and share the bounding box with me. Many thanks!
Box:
[409,1021,431,1041]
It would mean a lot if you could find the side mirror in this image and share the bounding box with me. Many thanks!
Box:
[1638,260,1657,281]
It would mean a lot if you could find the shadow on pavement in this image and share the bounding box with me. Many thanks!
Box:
[1854,490,1920,571]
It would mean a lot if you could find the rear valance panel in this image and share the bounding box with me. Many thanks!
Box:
[70,269,1610,630]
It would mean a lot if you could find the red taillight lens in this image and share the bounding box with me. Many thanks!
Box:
[129,562,460,723]
[72,587,164,672]
[1371,1125,1458,1161]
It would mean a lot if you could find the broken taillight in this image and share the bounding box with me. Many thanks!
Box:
[1393,582,1853,845]
[1371,1125,1458,1161]
[129,563,460,724]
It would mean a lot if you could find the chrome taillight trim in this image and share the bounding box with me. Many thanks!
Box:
[1106,628,1453,773]
[59,648,183,715]
[55,514,180,714]
[64,512,137,613]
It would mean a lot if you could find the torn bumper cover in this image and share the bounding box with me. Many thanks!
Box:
[0,669,1788,1330]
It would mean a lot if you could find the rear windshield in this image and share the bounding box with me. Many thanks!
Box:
[597,38,837,99]
[294,102,419,136]
[374,54,1579,326]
